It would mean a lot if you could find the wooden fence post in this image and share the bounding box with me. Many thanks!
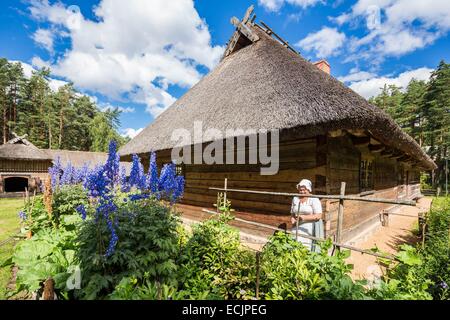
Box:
[335,182,346,250]
[381,210,390,227]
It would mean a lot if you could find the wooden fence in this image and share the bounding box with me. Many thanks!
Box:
[209,178,420,262]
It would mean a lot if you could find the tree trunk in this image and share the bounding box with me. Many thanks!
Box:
[48,115,52,149]
[3,102,7,144]
[59,109,63,148]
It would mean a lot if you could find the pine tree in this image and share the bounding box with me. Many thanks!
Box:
[0,57,127,153]
[398,79,427,145]
[423,60,450,187]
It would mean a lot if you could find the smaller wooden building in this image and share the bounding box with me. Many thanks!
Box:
[0,133,131,196]
[0,134,52,194]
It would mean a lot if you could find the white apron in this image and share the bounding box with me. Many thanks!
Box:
[290,197,322,250]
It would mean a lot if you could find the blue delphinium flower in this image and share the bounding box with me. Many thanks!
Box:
[76,204,87,220]
[75,163,90,185]
[147,152,158,193]
[105,140,120,188]
[105,217,119,257]
[18,211,27,221]
[83,153,120,257]
[48,156,63,188]
[128,154,145,190]
[120,166,130,192]
[173,175,185,201]
[60,162,74,185]
[84,165,109,198]
[158,162,178,201]
[440,281,449,290]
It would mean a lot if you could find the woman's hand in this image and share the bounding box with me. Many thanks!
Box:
[291,216,297,225]
[301,214,322,222]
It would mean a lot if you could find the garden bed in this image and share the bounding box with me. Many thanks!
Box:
[2,142,448,300]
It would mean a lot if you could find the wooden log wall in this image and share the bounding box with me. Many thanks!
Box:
[0,159,52,173]
[134,130,422,235]
[325,135,415,237]
[327,135,360,195]
[141,133,327,220]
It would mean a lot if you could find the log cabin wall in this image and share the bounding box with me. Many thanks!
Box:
[0,159,52,173]
[136,130,423,235]
[325,134,420,242]
[0,160,52,193]
[139,131,328,226]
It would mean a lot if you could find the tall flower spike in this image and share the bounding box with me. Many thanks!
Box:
[48,156,62,189]
[147,152,158,193]
[129,154,144,189]
[60,162,74,186]
[120,165,130,192]
[159,162,177,201]
[105,140,120,188]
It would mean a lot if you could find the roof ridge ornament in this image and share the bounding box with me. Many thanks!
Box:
[7,132,31,145]
[222,5,259,60]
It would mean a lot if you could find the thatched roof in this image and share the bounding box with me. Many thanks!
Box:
[119,22,436,170]
[0,135,52,161]
[45,150,109,168]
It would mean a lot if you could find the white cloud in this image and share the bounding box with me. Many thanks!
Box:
[122,128,144,139]
[10,60,68,92]
[296,27,346,58]
[345,67,433,99]
[338,70,376,83]
[32,28,54,52]
[28,0,224,117]
[258,0,322,12]
[332,0,450,61]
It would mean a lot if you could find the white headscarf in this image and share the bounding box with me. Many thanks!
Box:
[296,179,312,192]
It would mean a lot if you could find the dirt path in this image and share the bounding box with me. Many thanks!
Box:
[345,197,432,280]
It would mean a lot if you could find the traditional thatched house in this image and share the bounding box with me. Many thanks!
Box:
[0,133,131,196]
[119,8,436,241]
[0,134,52,194]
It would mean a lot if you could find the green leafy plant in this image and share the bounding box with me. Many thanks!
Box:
[51,185,89,227]
[75,197,181,299]
[213,193,235,215]
[178,213,255,300]
[259,232,368,300]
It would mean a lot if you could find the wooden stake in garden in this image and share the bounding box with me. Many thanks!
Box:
[335,182,346,250]
[42,277,55,300]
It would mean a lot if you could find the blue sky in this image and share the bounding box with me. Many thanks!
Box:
[1,0,449,138]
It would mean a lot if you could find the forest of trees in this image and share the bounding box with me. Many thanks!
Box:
[369,60,450,189]
[0,58,129,152]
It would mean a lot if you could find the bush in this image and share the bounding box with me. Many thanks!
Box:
[52,185,89,226]
[11,224,79,298]
[75,197,181,299]
[178,213,256,300]
[259,232,367,300]
[421,197,450,299]
[369,197,449,300]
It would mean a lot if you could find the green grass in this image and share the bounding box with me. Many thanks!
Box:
[0,198,25,300]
